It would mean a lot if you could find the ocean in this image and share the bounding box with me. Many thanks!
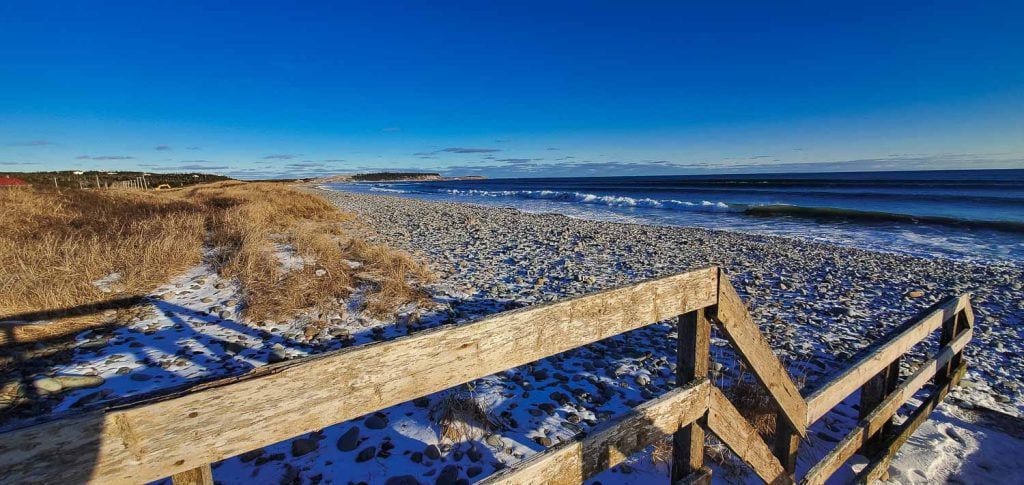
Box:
[326,169,1024,263]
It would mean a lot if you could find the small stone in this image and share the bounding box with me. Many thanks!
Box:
[161,292,175,301]
[907,290,925,298]
[485,434,504,448]
[634,374,651,387]
[239,449,264,462]
[385,476,421,485]
[55,375,105,390]
[424,444,442,460]
[533,436,553,447]
[365,412,389,429]
[291,438,318,457]
[467,466,483,478]
[413,396,431,408]
[33,377,63,394]
[435,465,460,485]
[337,426,361,451]
[356,446,376,462]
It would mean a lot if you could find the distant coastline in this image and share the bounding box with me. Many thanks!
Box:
[314,172,486,183]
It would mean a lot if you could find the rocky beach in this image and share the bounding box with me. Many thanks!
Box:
[316,190,1023,415]
[2,188,1022,484]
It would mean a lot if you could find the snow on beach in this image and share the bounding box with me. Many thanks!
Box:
[2,189,1022,484]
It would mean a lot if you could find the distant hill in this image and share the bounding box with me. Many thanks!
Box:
[315,172,485,183]
[351,172,442,181]
[0,171,232,189]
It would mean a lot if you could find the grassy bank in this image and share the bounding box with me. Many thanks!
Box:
[0,182,432,345]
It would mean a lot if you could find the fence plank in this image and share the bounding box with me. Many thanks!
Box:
[482,380,711,485]
[804,294,969,425]
[800,328,972,485]
[707,387,791,484]
[714,270,807,436]
[857,356,901,458]
[856,362,967,484]
[0,268,718,485]
[170,464,214,485]
[672,308,712,481]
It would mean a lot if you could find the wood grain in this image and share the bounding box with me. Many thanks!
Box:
[170,465,213,485]
[672,308,712,481]
[856,363,967,484]
[707,386,791,485]
[805,294,970,425]
[482,380,711,485]
[800,328,972,485]
[0,268,718,485]
[714,269,807,436]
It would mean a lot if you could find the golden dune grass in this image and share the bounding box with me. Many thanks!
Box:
[0,183,431,345]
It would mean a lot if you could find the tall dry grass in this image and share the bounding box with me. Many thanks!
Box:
[180,182,432,322]
[0,183,432,345]
[0,188,206,343]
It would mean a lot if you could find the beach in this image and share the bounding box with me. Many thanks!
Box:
[316,189,1022,413]
[2,187,1021,484]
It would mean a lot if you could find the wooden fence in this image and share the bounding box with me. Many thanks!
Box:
[0,267,974,484]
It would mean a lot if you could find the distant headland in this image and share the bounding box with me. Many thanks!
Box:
[314,172,486,183]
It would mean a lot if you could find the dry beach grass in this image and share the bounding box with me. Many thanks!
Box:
[0,183,432,345]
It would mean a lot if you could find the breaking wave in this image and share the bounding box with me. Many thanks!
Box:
[427,188,738,212]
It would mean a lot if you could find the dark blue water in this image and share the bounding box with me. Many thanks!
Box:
[326,169,1024,263]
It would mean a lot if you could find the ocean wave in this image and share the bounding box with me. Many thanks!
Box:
[436,188,738,212]
[745,204,1024,232]
[368,186,410,193]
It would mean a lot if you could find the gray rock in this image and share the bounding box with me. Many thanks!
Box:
[33,377,63,394]
[424,444,442,459]
[55,375,104,390]
[385,476,421,485]
[365,412,389,429]
[356,446,376,462]
[336,426,360,451]
[485,434,505,448]
[290,438,318,457]
[435,465,460,485]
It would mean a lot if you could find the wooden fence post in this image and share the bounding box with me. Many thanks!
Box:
[170,464,213,485]
[937,311,966,383]
[672,308,711,483]
[858,357,901,459]
[773,418,800,479]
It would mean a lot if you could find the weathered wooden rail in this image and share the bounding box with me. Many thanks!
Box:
[0,267,974,484]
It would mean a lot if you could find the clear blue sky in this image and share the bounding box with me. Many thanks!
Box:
[2,1,1022,178]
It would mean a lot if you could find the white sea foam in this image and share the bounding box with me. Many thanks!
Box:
[437,188,737,212]
[368,186,410,193]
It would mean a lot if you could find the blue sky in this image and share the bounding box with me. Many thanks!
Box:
[1,1,1022,179]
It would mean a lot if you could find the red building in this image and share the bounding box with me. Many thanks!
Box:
[0,176,29,187]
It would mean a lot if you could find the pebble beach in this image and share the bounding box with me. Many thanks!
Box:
[2,188,1022,484]
[317,190,1023,415]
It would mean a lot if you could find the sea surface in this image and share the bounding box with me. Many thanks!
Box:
[326,169,1024,263]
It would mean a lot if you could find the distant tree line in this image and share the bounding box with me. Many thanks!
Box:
[0,171,232,189]
[350,172,441,181]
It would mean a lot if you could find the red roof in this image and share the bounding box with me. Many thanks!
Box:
[0,176,29,186]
